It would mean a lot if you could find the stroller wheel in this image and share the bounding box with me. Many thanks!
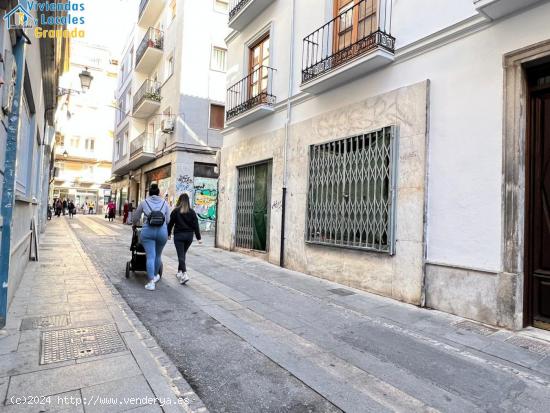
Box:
[125,261,130,279]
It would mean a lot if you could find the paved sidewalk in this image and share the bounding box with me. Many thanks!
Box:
[0,218,206,412]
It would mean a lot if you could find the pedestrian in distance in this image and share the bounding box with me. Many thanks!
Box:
[55,199,63,217]
[132,184,171,291]
[168,193,202,285]
[89,201,94,215]
[68,200,76,218]
[128,200,135,225]
[107,199,116,222]
[62,199,68,216]
[122,201,129,224]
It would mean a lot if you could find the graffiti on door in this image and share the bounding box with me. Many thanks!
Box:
[193,177,218,231]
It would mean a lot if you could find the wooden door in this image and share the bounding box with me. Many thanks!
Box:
[248,35,269,99]
[333,0,378,52]
[527,65,550,330]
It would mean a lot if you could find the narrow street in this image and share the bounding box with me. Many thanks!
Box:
[64,214,550,413]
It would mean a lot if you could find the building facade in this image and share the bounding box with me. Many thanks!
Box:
[218,0,550,331]
[110,0,228,230]
[0,1,68,313]
[52,42,117,215]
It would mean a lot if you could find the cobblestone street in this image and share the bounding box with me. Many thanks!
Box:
[60,214,550,412]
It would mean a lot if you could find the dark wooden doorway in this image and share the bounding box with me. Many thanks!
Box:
[526,63,550,330]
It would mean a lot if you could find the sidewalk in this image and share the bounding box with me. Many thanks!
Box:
[0,218,207,412]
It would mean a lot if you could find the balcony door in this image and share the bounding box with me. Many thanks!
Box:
[333,0,378,52]
[248,35,270,99]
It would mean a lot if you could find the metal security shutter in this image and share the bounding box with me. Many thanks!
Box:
[236,164,256,249]
[306,126,398,254]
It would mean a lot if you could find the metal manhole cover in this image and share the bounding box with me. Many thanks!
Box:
[328,288,355,296]
[453,320,498,336]
[505,336,550,356]
[21,315,69,331]
[40,324,126,364]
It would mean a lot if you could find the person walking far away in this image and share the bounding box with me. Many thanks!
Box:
[68,200,76,218]
[128,200,135,225]
[55,199,63,217]
[122,201,129,224]
[107,199,116,222]
[132,184,171,291]
[89,201,94,215]
[62,199,68,216]
[168,193,202,285]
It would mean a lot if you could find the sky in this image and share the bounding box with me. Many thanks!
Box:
[71,0,137,57]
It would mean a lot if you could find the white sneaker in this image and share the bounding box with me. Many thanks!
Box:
[145,281,156,291]
[153,274,161,283]
[180,272,190,285]
[176,271,183,282]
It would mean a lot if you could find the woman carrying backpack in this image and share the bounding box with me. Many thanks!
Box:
[168,193,202,285]
[132,184,171,291]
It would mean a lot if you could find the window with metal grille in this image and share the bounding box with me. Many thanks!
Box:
[306,126,398,254]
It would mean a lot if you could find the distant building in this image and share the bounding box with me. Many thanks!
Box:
[52,42,118,215]
[110,0,228,230]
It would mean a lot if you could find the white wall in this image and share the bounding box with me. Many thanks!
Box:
[224,0,550,273]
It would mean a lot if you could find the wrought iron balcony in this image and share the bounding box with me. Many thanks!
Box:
[226,66,276,127]
[228,0,275,31]
[301,0,395,94]
[138,0,164,28]
[129,132,156,169]
[133,79,161,119]
[135,28,164,73]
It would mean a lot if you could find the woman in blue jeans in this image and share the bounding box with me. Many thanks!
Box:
[132,184,171,291]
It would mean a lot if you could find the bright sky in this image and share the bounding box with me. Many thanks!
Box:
[71,0,137,57]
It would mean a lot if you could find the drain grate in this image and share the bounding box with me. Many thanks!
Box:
[328,288,355,297]
[40,324,126,364]
[453,320,498,336]
[505,336,550,356]
[21,315,69,331]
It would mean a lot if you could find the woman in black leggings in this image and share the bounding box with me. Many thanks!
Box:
[168,193,202,285]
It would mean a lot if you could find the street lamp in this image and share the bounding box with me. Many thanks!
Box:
[79,67,93,92]
[63,150,68,158]
[58,68,94,96]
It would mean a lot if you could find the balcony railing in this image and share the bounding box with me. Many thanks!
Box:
[229,0,252,20]
[130,132,155,157]
[302,0,395,84]
[133,79,161,111]
[226,66,276,121]
[136,27,164,67]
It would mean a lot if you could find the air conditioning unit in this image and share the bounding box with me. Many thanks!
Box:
[161,119,175,133]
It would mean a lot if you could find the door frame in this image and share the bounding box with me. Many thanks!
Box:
[502,40,550,329]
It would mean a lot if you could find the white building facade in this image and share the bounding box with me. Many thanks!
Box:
[218,0,550,331]
[111,0,228,230]
[53,42,117,214]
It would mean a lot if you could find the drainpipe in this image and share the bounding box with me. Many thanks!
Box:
[280,0,296,268]
[0,34,27,328]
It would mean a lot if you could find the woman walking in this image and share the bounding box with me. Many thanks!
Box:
[168,193,202,285]
[107,199,116,222]
[132,184,170,291]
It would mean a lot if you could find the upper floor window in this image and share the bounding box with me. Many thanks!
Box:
[214,0,228,12]
[209,104,225,129]
[70,137,80,149]
[85,138,95,152]
[211,47,227,72]
[249,35,270,96]
[334,0,378,51]
[165,53,174,80]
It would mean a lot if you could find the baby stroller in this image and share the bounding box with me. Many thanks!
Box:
[126,226,163,279]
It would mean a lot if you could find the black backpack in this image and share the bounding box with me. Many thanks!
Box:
[144,200,166,227]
